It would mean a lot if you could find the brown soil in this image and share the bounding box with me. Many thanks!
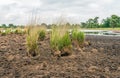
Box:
[0,34,120,78]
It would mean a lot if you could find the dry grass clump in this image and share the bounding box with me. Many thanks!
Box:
[26,23,47,56]
[26,13,48,57]
[26,26,40,56]
[14,28,26,34]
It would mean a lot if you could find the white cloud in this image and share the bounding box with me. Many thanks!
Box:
[0,0,15,5]
[103,0,114,4]
[88,3,100,8]
[0,0,120,24]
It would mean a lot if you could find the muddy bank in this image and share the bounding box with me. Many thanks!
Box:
[0,34,120,78]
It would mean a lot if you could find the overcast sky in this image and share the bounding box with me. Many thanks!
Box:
[0,0,120,25]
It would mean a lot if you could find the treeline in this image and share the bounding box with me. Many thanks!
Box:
[1,14,120,28]
[43,14,120,28]
[81,14,120,28]
[0,24,24,28]
[0,23,80,29]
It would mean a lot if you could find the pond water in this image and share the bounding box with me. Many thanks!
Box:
[81,30,120,36]
[1,29,120,36]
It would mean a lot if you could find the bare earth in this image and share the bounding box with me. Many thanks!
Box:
[0,34,120,78]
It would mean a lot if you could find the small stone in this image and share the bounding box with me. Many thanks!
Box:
[118,67,120,71]
[15,54,21,60]
[88,66,99,72]
[0,67,4,73]
[40,61,48,70]
[54,50,61,56]
[91,49,98,53]
[104,67,109,72]
[78,48,83,52]
[82,47,86,51]
[7,55,14,61]
[84,41,89,46]
[100,48,104,51]
[35,65,40,70]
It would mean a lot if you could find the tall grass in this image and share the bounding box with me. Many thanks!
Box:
[58,32,71,50]
[50,26,59,50]
[38,26,46,41]
[26,26,40,56]
[50,24,72,56]
[26,25,47,56]
[25,13,48,56]
[26,13,42,56]
[72,27,85,46]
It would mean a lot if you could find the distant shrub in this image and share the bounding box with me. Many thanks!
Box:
[1,29,11,36]
[5,29,11,34]
[77,32,85,44]
[14,29,19,34]
[1,32,6,36]
[38,30,46,41]
[14,29,25,34]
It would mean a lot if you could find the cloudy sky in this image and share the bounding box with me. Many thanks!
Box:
[0,0,120,25]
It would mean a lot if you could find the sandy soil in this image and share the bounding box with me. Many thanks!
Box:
[0,34,120,78]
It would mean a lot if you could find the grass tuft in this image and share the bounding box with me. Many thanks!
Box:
[50,25,72,56]
[72,27,85,47]
[26,26,39,56]
[38,26,46,41]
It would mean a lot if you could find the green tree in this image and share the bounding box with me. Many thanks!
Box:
[101,18,110,28]
[82,17,100,28]
[66,22,71,26]
[41,23,47,27]
[81,22,87,28]
[86,18,94,28]
[1,24,7,28]
[110,15,120,28]
[93,17,99,28]
[8,24,16,28]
